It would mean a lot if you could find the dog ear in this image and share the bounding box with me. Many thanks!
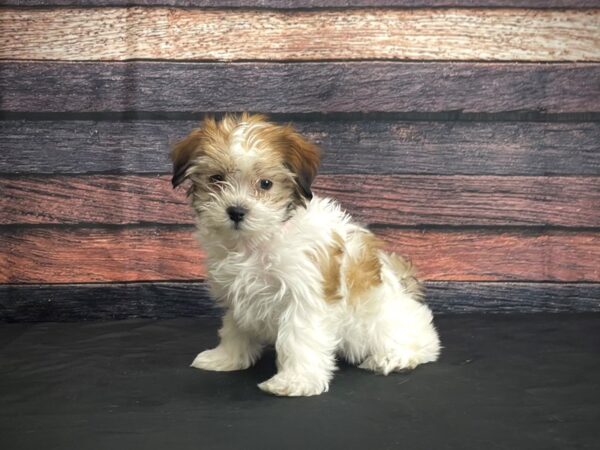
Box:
[280,126,321,201]
[170,128,203,188]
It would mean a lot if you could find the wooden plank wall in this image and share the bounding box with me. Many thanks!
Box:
[1,1,599,321]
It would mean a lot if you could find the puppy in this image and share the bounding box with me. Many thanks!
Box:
[171,113,440,396]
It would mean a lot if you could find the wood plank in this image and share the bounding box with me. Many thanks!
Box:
[316,176,600,227]
[376,229,600,282]
[0,228,206,284]
[2,281,599,322]
[2,120,599,175]
[0,282,217,322]
[2,62,599,114]
[4,1,599,9]
[0,176,194,226]
[1,228,598,283]
[424,282,600,313]
[2,9,599,62]
[2,175,599,227]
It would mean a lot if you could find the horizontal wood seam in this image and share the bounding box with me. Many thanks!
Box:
[5,280,600,287]
[1,224,600,232]
[2,112,600,122]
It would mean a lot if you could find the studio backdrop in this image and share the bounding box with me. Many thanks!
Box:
[1,1,599,321]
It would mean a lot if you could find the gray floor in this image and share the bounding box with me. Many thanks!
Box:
[1,314,599,450]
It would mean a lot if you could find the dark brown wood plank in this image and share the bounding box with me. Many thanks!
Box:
[2,175,599,227]
[0,282,218,322]
[2,120,599,175]
[2,282,599,322]
[424,282,600,313]
[1,62,599,113]
[3,9,598,61]
[1,228,598,283]
[3,1,599,8]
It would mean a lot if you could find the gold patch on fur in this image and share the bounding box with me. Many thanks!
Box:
[171,113,320,207]
[345,232,383,302]
[316,231,345,303]
[387,253,424,302]
[170,115,237,188]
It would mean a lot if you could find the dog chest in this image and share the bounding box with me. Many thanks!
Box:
[209,257,288,338]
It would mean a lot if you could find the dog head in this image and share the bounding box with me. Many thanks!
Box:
[171,113,320,239]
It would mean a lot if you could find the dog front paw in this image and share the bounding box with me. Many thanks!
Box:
[258,373,329,397]
[358,352,420,375]
[190,347,251,372]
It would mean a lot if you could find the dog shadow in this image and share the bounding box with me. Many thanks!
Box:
[182,348,376,403]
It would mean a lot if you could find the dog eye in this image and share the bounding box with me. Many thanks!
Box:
[259,179,273,190]
[209,174,225,183]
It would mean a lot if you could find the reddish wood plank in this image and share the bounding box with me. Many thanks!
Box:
[377,229,600,282]
[0,176,194,225]
[0,228,206,283]
[316,175,600,227]
[2,175,599,227]
[2,62,599,114]
[1,228,598,283]
[2,9,599,61]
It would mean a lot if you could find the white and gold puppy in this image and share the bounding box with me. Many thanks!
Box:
[171,113,440,397]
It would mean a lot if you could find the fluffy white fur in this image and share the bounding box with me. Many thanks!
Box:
[173,115,441,397]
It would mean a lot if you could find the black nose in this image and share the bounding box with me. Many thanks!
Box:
[227,206,248,223]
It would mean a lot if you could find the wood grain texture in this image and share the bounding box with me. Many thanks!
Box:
[2,282,599,322]
[423,282,600,313]
[1,228,598,283]
[2,175,599,227]
[0,176,194,226]
[2,120,599,175]
[0,228,207,283]
[316,176,600,227]
[2,9,599,61]
[0,282,217,322]
[2,62,599,114]
[4,1,599,8]
[377,229,600,282]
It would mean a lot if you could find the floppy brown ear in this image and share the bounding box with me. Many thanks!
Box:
[170,128,203,188]
[280,126,321,200]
